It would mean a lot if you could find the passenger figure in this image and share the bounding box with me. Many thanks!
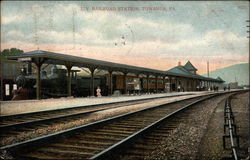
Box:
[177,85,181,92]
[96,86,102,97]
[12,87,28,100]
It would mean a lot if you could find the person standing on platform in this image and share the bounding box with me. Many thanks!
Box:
[12,87,28,100]
[177,85,181,92]
[96,86,102,97]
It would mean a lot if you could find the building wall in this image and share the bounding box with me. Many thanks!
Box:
[1,60,24,100]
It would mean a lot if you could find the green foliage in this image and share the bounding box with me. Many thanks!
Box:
[0,48,24,59]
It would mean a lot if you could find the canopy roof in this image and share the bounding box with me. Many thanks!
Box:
[9,50,223,82]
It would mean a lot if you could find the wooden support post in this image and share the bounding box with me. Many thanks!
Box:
[36,64,41,99]
[163,76,166,93]
[176,77,178,91]
[196,80,198,90]
[123,72,127,95]
[169,76,172,92]
[194,80,196,91]
[195,80,198,91]
[34,58,45,100]
[189,79,191,91]
[192,79,195,91]
[146,75,149,94]
[109,70,113,96]
[155,76,158,93]
[90,68,96,97]
[66,64,72,97]
[136,74,140,95]
[0,59,3,101]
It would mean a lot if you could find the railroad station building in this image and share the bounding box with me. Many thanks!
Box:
[166,61,222,92]
[0,50,224,101]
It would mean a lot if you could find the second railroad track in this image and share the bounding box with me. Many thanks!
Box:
[0,91,242,160]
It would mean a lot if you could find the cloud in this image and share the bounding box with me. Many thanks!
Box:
[2,15,24,25]
[1,2,196,45]
[7,30,25,37]
[1,2,249,74]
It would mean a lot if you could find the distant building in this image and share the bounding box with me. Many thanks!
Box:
[216,76,225,90]
[242,85,249,89]
[228,82,238,89]
[183,61,197,74]
[167,61,224,91]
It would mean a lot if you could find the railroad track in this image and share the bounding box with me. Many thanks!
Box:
[0,92,234,160]
[0,93,192,140]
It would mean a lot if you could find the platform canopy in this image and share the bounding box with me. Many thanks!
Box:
[9,50,223,82]
[10,50,167,76]
[8,50,225,99]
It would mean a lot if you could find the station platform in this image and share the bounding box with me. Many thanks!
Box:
[0,91,217,116]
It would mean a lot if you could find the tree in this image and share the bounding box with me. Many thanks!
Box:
[0,48,24,59]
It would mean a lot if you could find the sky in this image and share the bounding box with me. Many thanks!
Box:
[1,1,249,74]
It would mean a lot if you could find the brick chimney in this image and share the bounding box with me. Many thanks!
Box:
[178,62,181,66]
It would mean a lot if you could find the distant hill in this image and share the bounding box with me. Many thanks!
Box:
[203,63,249,86]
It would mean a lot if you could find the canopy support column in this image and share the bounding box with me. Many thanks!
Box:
[66,66,72,97]
[108,70,113,96]
[155,75,158,93]
[66,65,73,97]
[146,75,149,94]
[0,60,3,101]
[123,72,128,95]
[34,58,45,100]
[90,67,96,97]
[176,77,178,92]
[162,76,165,93]
[169,76,172,92]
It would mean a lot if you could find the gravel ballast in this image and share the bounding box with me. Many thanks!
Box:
[144,94,230,160]
[197,91,249,159]
[1,94,197,146]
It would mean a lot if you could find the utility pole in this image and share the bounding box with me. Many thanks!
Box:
[0,58,3,101]
[207,61,209,77]
[247,20,249,38]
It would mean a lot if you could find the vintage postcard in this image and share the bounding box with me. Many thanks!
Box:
[0,1,249,159]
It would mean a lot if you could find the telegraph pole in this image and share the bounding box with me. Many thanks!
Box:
[0,58,3,101]
[207,61,209,77]
[247,20,249,38]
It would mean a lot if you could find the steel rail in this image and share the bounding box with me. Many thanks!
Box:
[92,91,246,160]
[1,93,193,119]
[0,93,194,130]
[225,97,238,160]
[89,94,219,160]
[1,90,244,159]
[0,93,213,154]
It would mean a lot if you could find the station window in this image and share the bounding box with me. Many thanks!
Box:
[13,84,17,90]
[5,84,10,96]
